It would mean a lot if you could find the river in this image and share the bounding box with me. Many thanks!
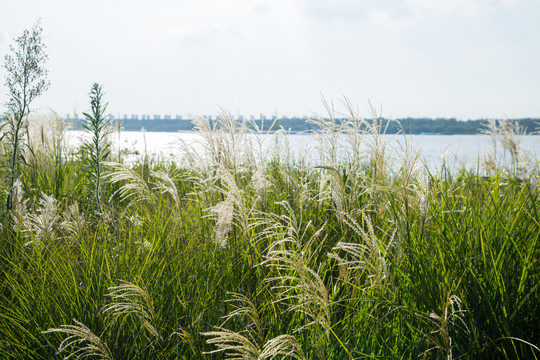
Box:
[67,130,540,171]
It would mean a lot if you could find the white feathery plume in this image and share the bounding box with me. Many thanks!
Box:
[24,192,60,247]
[10,179,28,231]
[329,211,395,289]
[105,162,153,208]
[203,292,306,360]
[420,293,469,360]
[258,202,331,337]
[60,202,86,240]
[102,280,162,344]
[42,319,113,360]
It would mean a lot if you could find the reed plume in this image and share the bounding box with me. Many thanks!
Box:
[102,280,163,344]
[209,197,235,248]
[258,202,331,337]
[308,97,342,165]
[42,319,113,360]
[10,179,28,231]
[60,202,86,240]
[189,110,251,171]
[22,192,60,247]
[420,292,469,360]
[481,118,531,176]
[206,165,251,247]
[203,292,306,360]
[106,162,153,208]
[329,211,394,290]
[150,169,180,203]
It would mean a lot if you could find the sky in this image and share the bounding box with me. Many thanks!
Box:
[0,0,539,120]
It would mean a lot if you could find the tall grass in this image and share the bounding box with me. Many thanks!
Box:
[0,106,539,359]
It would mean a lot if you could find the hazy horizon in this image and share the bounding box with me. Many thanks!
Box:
[1,0,539,120]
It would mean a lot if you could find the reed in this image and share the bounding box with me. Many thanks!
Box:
[1,103,539,359]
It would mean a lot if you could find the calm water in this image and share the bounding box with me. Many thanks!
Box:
[67,131,540,170]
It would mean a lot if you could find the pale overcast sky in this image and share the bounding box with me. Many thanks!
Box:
[0,0,539,119]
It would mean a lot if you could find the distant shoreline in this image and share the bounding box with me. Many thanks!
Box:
[1,114,537,135]
[65,117,538,135]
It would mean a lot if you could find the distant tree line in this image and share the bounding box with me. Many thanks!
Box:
[1,114,537,135]
[99,117,540,134]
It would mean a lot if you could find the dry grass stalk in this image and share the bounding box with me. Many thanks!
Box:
[206,166,251,247]
[22,192,60,247]
[209,197,235,248]
[315,99,391,208]
[245,116,275,206]
[251,164,268,206]
[340,97,368,166]
[258,202,331,337]
[149,167,195,209]
[329,211,394,289]
[221,292,263,341]
[481,118,531,175]
[203,292,306,360]
[416,170,430,222]
[390,135,430,227]
[150,169,180,202]
[60,202,86,240]
[204,331,306,360]
[264,249,331,337]
[203,329,261,359]
[218,166,250,231]
[190,111,251,171]
[313,163,368,222]
[42,319,113,360]
[105,162,153,208]
[420,293,469,360]
[363,103,392,205]
[308,97,342,165]
[482,118,500,172]
[270,127,294,165]
[273,167,314,214]
[26,111,67,159]
[259,335,306,360]
[102,280,162,344]
[10,179,28,230]
[316,166,346,214]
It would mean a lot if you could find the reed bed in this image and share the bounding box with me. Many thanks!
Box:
[0,108,539,359]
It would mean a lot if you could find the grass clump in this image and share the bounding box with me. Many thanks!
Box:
[0,101,539,359]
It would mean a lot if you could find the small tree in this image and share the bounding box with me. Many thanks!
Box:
[2,20,50,212]
[82,83,112,215]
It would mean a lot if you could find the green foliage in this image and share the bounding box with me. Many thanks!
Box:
[0,109,539,359]
[82,83,112,215]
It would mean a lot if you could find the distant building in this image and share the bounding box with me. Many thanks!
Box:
[153,114,161,120]
[164,115,171,120]
[175,115,182,120]
[131,114,139,120]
